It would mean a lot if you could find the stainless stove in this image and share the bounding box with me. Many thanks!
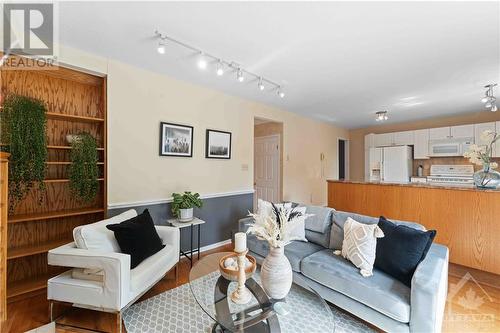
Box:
[427,165,474,186]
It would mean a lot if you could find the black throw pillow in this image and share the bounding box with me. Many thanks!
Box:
[374,216,436,287]
[106,209,165,269]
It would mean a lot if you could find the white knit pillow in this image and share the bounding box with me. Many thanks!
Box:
[334,217,384,277]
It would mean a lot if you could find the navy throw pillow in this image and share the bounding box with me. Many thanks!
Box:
[106,209,164,269]
[374,216,436,286]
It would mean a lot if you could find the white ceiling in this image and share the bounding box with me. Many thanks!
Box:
[59,1,500,129]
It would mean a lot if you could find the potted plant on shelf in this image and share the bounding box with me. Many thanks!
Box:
[69,132,100,202]
[464,130,500,189]
[0,94,47,211]
[171,191,203,222]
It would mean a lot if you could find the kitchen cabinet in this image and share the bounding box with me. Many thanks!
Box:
[474,122,496,147]
[364,133,376,149]
[393,130,414,145]
[374,133,394,147]
[496,122,500,158]
[451,124,474,139]
[414,129,430,159]
[429,127,450,140]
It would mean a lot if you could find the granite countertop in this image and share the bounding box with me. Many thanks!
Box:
[327,179,500,192]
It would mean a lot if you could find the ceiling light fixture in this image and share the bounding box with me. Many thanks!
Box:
[237,68,244,82]
[197,53,207,70]
[157,39,166,54]
[216,61,224,76]
[258,78,265,91]
[481,83,497,112]
[153,29,285,98]
[375,111,388,122]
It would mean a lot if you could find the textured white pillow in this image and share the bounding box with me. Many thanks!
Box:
[285,206,308,243]
[257,199,292,218]
[335,217,384,277]
[73,209,138,252]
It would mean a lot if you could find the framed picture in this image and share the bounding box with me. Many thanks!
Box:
[206,129,232,159]
[159,122,194,157]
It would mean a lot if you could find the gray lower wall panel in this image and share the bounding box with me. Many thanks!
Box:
[108,193,253,252]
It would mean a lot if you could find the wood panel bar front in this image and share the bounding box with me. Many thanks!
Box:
[327,180,500,275]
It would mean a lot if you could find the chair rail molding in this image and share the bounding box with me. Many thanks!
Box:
[108,189,255,209]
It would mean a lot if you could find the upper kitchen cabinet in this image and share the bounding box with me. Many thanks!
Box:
[495,122,500,158]
[393,130,414,145]
[374,133,394,146]
[429,127,450,140]
[365,133,376,149]
[474,122,496,147]
[450,124,474,139]
[414,129,430,159]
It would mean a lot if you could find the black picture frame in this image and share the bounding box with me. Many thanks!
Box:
[159,122,194,157]
[205,129,232,159]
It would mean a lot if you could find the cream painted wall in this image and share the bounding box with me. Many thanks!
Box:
[57,46,349,206]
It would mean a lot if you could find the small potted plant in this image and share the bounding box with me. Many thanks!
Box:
[171,191,203,221]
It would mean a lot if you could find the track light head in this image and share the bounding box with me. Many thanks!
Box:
[237,69,244,82]
[197,53,207,70]
[258,78,265,91]
[277,87,285,98]
[491,104,498,112]
[157,39,166,54]
[375,111,388,122]
[216,61,224,76]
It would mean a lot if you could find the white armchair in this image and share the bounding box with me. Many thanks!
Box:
[47,210,180,332]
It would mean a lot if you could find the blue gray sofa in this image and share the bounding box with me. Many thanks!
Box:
[239,207,449,333]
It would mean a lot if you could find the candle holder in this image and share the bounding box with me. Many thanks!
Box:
[231,249,252,304]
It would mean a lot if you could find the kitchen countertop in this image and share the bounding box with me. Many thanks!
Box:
[327,179,500,192]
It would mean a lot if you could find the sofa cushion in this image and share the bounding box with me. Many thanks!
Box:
[305,229,330,248]
[301,249,411,323]
[106,209,165,269]
[247,235,323,272]
[303,206,334,233]
[375,216,436,286]
[330,211,425,250]
[73,209,137,252]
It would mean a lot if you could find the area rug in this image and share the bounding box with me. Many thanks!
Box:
[123,272,375,333]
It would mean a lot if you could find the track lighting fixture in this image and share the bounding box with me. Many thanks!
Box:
[277,87,285,98]
[258,78,265,91]
[153,29,285,98]
[237,69,244,82]
[157,39,166,54]
[375,111,388,122]
[481,84,497,112]
[216,61,224,76]
[197,53,207,70]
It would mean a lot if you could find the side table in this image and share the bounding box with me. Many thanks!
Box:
[167,218,205,267]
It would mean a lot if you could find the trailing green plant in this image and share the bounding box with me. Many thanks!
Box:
[69,132,99,203]
[0,94,47,210]
[171,191,203,218]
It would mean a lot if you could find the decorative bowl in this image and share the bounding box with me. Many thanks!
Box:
[218,253,256,281]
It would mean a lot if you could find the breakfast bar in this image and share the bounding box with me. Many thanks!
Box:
[327,179,500,275]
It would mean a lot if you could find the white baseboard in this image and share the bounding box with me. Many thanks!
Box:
[199,239,232,253]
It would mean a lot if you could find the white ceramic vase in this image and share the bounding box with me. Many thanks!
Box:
[179,208,193,221]
[261,246,292,299]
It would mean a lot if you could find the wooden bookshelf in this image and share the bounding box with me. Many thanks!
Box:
[0,56,107,303]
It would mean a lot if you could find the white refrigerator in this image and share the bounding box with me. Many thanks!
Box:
[368,146,413,183]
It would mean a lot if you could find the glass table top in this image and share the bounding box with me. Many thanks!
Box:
[189,252,335,333]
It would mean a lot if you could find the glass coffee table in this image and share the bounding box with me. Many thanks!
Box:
[189,252,335,333]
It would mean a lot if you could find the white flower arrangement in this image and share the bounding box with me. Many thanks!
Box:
[246,204,313,248]
[464,130,499,170]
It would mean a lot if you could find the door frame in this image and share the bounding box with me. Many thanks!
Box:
[254,134,282,208]
[337,137,350,180]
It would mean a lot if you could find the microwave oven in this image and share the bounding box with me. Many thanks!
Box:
[428,138,473,157]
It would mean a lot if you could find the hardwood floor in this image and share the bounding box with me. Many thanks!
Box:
[1,244,499,333]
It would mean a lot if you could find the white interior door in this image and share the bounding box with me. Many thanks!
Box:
[254,135,280,209]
